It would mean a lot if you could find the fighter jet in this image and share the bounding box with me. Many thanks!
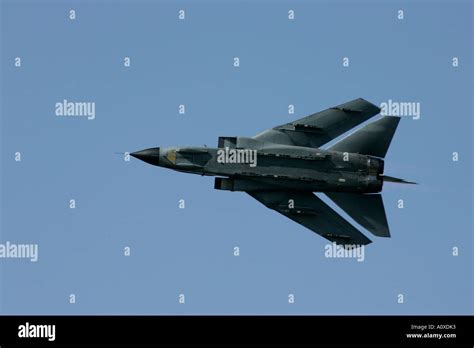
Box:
[131,98,415,246]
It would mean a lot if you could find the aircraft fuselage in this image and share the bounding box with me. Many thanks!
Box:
[131,139,384,193]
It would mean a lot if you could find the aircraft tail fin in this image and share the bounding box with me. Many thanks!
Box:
[329,116,400,158]
[325,192,390,237]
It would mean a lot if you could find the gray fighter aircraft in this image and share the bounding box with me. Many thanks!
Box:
[131,98,415,246]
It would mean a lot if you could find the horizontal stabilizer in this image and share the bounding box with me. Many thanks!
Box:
[325,193,390,238]
[329,116,400,158]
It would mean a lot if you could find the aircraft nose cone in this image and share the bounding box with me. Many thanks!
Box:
[131,147,160,166]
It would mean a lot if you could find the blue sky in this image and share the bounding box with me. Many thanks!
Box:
[1,0,472,314]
